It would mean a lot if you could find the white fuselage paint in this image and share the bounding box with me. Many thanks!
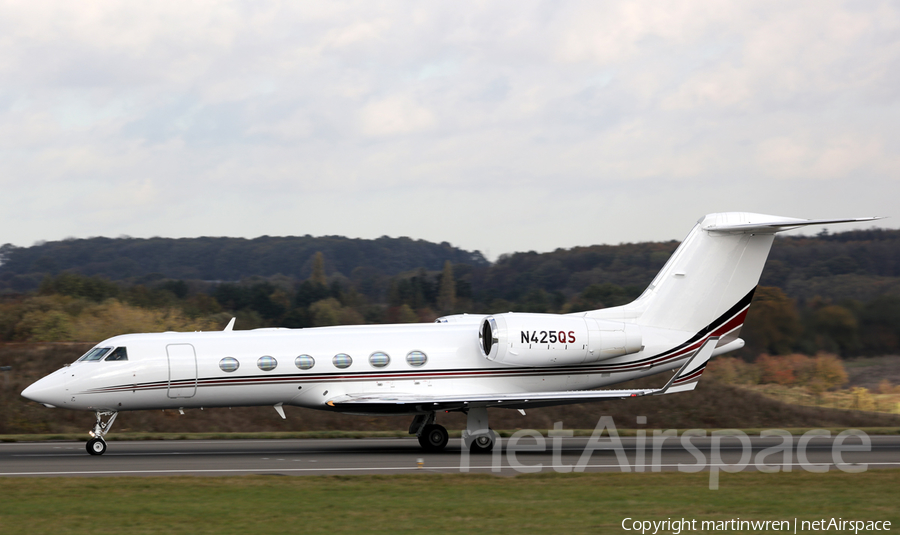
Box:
[29,212,868,419]
[27,321,703,415]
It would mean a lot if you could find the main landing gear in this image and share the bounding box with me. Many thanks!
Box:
[419,423,450,451]
[410,413,449,452]
[409,407,496,453]
[86,411,117,456]
[462,407,496,454]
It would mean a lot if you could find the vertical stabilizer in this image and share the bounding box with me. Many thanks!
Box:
[585,213,880,336]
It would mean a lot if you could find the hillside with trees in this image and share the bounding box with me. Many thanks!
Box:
[0,235,489,293]
[1,228,900,358]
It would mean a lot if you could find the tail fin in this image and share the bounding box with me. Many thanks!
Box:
[587,213,880,336]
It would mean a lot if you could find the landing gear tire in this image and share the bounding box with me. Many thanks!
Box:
[86,438,107,456]
[86,410,117,456]
[469,433,494,454]
[417,424,449,452]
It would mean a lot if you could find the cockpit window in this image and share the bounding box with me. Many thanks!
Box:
[105,347,128,361]
[77,347,112,362]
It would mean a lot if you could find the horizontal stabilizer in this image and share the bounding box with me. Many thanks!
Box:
[703,216,882,234]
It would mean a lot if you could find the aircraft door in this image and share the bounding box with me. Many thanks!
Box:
[166,344,197,399]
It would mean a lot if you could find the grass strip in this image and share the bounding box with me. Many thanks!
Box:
[1,426,898,443]
[0,470,897,534]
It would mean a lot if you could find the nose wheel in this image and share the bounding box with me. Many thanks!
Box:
[86,411,117,456]
[86,437,107,455]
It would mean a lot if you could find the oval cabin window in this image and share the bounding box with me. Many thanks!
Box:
[332,353,352,369]
[369,352,390,368]
[406,350,427,367]
[219,357,240,373]
[257,356,277,371]
[295,355,315,370]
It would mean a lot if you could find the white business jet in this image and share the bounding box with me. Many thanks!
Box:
[21,213,878,455]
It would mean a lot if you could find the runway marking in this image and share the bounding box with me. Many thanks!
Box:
[1,462,897,477]
[0,438,414,447]
[9,443,887,458]
[9,449,381,457]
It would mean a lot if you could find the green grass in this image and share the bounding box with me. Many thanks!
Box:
[0,471,897,534]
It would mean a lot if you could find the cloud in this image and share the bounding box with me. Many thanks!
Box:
[0,1,897,256]
[359,96,436,137]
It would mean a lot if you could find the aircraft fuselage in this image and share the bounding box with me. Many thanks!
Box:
[26,321,694,415]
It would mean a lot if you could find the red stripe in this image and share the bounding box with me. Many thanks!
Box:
[711,308,748,337]
[672,367,705,385]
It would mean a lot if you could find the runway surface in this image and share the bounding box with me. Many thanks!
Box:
[1,435,898,477]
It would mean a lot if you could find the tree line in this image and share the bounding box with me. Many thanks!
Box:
[0,234,489,293]
[2,228,900,358]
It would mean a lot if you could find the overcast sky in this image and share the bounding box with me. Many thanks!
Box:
[1,1,897,259]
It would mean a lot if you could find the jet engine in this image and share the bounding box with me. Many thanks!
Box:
[478,313,642,366]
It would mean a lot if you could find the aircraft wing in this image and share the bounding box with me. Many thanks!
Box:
[326,338,719,412]
[327,387,658,412]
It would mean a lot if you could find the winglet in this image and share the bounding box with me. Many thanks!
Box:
[224,317,236,331]
[655,336,719,395]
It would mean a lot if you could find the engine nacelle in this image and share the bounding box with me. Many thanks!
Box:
[479,313,642,367]
[435,314,487,324]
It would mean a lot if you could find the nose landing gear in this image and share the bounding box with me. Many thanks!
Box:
[86,411,117,456]
[86,437,107,455]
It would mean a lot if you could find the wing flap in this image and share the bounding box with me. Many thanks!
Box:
[327,387,656,412]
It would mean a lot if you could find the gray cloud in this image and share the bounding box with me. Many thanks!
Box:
[0,1,897,257]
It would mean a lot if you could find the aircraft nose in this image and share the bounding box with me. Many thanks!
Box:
[21,371,66,407]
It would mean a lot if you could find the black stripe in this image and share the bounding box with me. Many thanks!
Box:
[618,285,756,367]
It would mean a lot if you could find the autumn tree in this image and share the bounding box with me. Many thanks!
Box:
[808,353,848,393]
[397,304,418,323]
[309,298,341,326]
[741,286,802,356]
[309,252,327,286]
[805,303,859,355]
[437,261,456,312]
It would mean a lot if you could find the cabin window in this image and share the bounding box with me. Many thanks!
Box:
[257,356,278,371]
[406,350,427,367]
[105,347,128,361]
[295,355,315,370]
[77,347,112,362]
[332,353,352,369]
[219,357,240,373]
[369,352,390,368]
